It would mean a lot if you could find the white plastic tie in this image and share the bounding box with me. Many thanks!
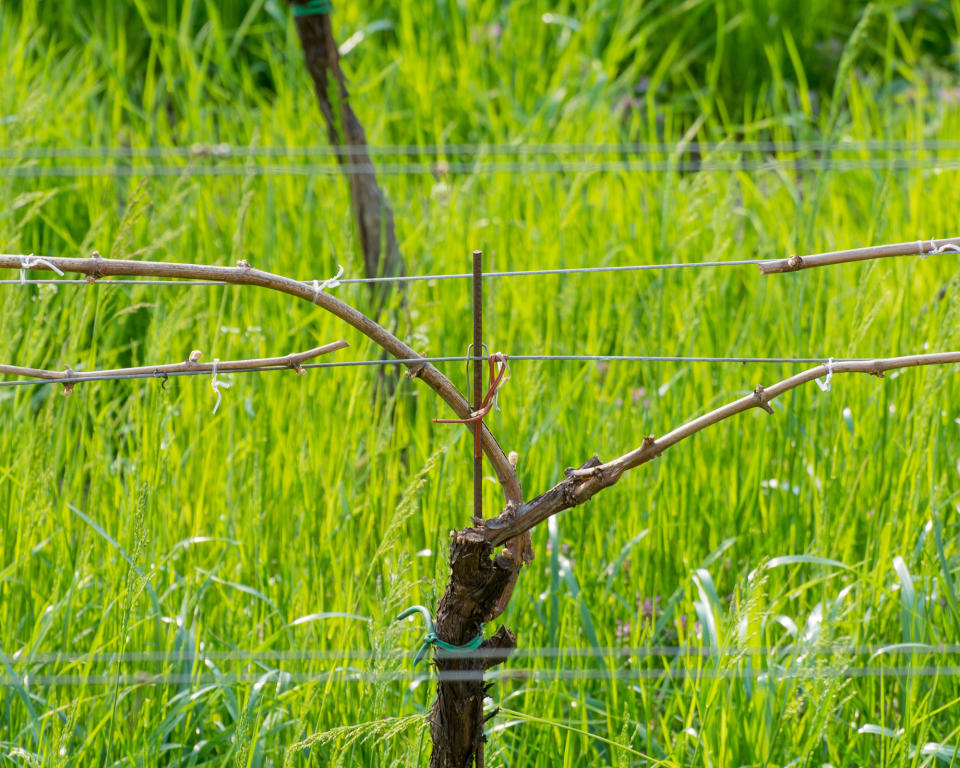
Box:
[918,239,960,259]
[19,254,64,284]
[930,240,960,255]
[815,357,835,393]
[210,358,231,414]
[311,264,345,303]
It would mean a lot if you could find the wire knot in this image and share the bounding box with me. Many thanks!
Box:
[927,238,960,256]
[917,238,960,259]
[815,357,835,392]
[19,254,64,284]
[311,264,344,303]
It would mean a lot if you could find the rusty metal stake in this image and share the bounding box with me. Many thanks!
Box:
[472,250,483,522]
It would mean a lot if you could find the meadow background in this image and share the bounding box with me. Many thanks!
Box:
[2,1,960,765]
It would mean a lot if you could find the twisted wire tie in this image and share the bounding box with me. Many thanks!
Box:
[210,358,231,414]
[312,264,344,303]
[19,254,64,284]
[815,357,835,393]
[919,238,960,259]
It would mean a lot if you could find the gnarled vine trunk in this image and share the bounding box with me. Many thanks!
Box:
[429,530,517,768]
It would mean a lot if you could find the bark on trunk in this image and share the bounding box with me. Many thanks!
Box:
[429,529,518,768]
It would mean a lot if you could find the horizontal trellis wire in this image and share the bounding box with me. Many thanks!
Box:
[5,667,960,686]
[8,647,960,686]
[9,644,960,663]
[2,242,954,288]
[0,355,892,389]
[0,257,776,286]
[6,139,960,160]
[6,156,960,178]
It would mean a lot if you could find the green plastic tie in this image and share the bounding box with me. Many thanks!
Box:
[293,0,331,17]
[396,605,485,666]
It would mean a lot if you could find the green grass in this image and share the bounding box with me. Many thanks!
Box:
[2,1,960,765]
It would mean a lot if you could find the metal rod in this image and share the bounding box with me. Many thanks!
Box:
[473,250,483,521]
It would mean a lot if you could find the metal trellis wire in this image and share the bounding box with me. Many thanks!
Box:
[5,156,960,178]
[0,355,883,389]
[0,258,775,286]
[5,139,960,160]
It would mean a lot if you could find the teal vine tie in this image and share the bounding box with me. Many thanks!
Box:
[293,0,331,17]
[396,605,485,665]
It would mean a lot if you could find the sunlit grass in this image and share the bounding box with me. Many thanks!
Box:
[2,2,960,766]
